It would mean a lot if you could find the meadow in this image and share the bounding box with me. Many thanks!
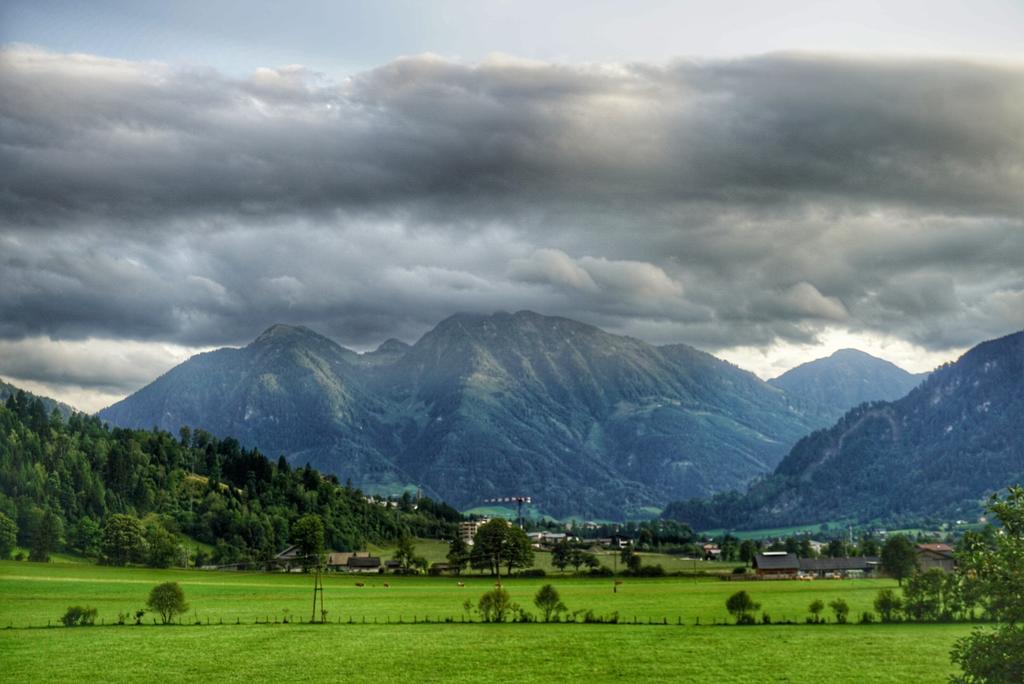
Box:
[0,560,976,682]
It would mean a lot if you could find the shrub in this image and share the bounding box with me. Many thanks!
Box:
[61,606,98,627]
[874,588,903,623]
[860,611,876,624]
[518,568,547,578]
[808,599,825,624]
[830,598,850,624]
[477,588,517,623]
[587,566,614,577]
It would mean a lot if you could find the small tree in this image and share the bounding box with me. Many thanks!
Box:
[147,582,189,624]
[446,536,469,575]
[829,598,850,624]
[726,590,760,625]
[808,599,825,624]
[551,539,571,572]
[874,588,903,622]
[477,588,516,623]
[534,584,567,622]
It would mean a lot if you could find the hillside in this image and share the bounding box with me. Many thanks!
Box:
[768,349,926,427]
[0,392,460,565]
[0,377,77,418]
[663,330,1024,529]
[101,311,818,518]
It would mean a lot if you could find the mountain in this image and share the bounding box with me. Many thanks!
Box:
[0,377,77,417]
[768,348,927,427]
[101,311,817,518]
[663,330,1024,529]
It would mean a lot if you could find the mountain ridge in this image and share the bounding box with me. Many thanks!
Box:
[663,330,1024,529]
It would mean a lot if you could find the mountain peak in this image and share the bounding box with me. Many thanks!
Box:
[375,338,410,354]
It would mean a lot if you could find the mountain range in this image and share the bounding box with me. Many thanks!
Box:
[663,330,1024,529]
[97,311,927,519]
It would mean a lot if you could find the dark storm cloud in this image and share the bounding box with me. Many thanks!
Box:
[1,45,1022,390]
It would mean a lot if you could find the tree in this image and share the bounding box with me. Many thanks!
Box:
[726,590,760,624]
[144,520,182,568]
[393,534,426,574]
[68,516,102,557]
[534,584,567,622]
[503,526,535,576]
[951,487,1024,683]
[551,539,571,572]
[29,509,62,562]
[874,588,903,622]
[472,519,533,578]
[808,599,825,624]
[881,535,917,586]
[446,536,469,575]
[147,582,189,624]
[903,568,945,621]
[739,539,758,564]
[101,514,145,566]
[829,598,850,624]
[0,511,16,559]
[290,514,325,571]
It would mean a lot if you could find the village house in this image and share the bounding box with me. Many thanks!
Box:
[916,543,956,573]
[702,543,722,560]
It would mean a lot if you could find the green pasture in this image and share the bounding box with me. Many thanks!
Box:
[0,561,975,682]
[3,559,907,626]
[0,622,971,683]
[368,538,736,575]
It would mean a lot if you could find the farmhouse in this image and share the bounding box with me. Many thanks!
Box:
[326,551,376,571]
[752,552,799,579]
[916,543,956,573]
[798,556,881,578]
[346,555,383,573]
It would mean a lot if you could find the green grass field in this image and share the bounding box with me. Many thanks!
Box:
[0,560,973,682]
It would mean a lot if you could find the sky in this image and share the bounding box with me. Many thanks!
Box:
[1,1,1023,412]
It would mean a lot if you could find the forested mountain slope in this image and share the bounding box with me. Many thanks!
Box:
[663,330,1024,529]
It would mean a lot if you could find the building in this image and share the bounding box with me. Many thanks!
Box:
[459,519,489,546]
[346,556,382,573]
[917,543,956,573]
[752,552,800,579]
[798,556,881,579]
[702,543,722,560]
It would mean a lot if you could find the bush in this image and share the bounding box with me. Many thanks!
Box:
[830,598,850,624]
[61,606,98,627]
[726,590,761,625]
[635,564,666,577]
[587,566,614,577]
[732,566,748,575]
[860,611,876,624]
[517,568,547,578]
[477,588,517,623]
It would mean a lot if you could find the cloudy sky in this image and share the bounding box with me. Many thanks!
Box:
[2,1,1023,412]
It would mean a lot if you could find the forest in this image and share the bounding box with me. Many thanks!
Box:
[0,389,461,567]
